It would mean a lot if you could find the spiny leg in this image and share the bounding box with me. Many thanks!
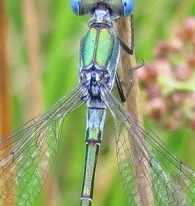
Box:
[116,60,144,102]
[115,73,126,103]
[116,15,145,102]
[117,15,134,55]
[116,15,134,102]
[125,60,145,99]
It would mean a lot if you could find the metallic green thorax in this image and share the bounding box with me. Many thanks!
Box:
[80,28,114,70]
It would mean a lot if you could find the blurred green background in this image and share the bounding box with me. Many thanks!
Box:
[2,0,195,205]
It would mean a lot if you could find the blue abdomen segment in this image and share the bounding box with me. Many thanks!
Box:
[70,0,134,16]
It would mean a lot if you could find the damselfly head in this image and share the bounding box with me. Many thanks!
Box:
[70,0,134,16]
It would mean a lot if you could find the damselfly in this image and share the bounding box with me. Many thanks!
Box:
[1,0,195,206]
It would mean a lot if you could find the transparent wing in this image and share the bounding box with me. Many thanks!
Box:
[0,85,86,206]
[102,87,195,206]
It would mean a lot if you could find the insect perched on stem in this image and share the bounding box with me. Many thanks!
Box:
[1,1,195,206]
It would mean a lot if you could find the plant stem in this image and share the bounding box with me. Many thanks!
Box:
[116,16,153,206]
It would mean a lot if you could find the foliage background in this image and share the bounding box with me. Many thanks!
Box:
[2,0,195,205]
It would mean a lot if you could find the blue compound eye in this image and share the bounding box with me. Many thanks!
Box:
[121,0,134,16]
[71,0,80,15]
